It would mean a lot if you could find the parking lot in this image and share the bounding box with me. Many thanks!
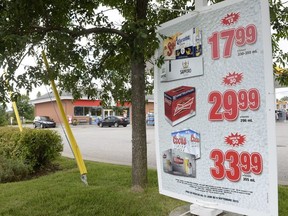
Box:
[57,125,156,168]
[50,121,288,184]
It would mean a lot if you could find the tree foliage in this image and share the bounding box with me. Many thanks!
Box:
[270,0,288,86]
[280,96,288,101]
[12,94,34,120]
[0,105,8,126]
[0,0,287,190]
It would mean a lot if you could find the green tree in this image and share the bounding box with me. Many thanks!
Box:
[12,94,34,120]
[280,96,288,101]
[0,0,287,190]
[0,105,8,126]
[270,0,288,86]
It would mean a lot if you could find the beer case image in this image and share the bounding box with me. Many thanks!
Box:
[162,149,196,178]
[175,27,202,59]
[163,32,181,61]
[164,86,196,126]
[171,129,201,159]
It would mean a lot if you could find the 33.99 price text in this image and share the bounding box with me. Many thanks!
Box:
[210,149,263,182]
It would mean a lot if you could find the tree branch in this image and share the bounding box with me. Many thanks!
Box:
[30,26,129,38]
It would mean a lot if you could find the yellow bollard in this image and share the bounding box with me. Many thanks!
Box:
[11,100,23,132]
[41,51,88,183]
[4,70,23,132]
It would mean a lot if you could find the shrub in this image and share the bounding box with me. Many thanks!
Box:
[0,127,63,174]
[19,129,63,171]
[0,127,22,159]
[0,155,29,183]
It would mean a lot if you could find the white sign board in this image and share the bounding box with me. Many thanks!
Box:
[154,0,278,215]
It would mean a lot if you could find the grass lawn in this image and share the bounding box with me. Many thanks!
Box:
[0,157,287,216]
[0,157,185,216]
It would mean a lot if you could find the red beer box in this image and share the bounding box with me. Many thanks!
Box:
[164,86,196,126]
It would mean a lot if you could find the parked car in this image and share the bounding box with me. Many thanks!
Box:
[33,116,56,128]
[98,116,129,127]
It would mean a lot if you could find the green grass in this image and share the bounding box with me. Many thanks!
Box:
[279,185,288,216]
[1,157,288,216]
[0,157,185,216]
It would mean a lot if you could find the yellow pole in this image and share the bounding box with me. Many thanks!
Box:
[4,71,23,132]
[41,51,88,180]
[11,100,23,132]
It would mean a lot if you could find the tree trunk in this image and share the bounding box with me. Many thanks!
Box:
[131,55,148,191]
[130,0,149,192]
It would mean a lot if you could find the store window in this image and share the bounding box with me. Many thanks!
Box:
[74,107,84,116]
[84,107,90,116]
[74,106,102,116]
[91,107,102,116]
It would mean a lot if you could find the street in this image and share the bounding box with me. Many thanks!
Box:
[52,121,288,185]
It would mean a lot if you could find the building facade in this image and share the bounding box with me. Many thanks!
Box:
[30,92,154,124]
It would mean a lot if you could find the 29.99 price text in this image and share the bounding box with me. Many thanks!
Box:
[208,89,260,121]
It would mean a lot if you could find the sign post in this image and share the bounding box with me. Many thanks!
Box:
[154,0,278,215]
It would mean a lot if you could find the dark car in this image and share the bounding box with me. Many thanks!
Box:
[33,116,56,128]
[98,116,129,127]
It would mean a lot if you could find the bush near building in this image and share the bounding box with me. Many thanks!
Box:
[0,127,63,182]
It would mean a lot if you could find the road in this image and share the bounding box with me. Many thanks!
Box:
[52,121,288,185]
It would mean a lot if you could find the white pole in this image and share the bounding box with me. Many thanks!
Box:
[195,0,208,9]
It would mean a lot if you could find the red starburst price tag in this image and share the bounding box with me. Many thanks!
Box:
[225,133,246,147]
[221,12,240,26]
[210,149,263,182]
[222,72,243,86]
[208,88,260,121]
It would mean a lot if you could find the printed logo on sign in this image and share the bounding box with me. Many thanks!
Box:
[180,60,192,75]
[177,35,191,45]
[221,12,240,25]
[173,136,187,145]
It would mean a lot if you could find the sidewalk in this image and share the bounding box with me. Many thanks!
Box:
[276,121,288,185]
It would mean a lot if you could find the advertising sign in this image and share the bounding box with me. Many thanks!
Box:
[154,0,278,215]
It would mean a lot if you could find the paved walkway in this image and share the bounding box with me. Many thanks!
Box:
[276,121,288,185]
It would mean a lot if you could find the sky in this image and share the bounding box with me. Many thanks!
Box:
[2,1,288,102]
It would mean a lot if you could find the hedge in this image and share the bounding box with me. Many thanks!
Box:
[0,127,63,173]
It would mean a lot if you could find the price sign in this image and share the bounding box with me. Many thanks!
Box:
[155,0,277,215]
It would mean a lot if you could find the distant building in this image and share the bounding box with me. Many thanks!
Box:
[276,99,288,110]
[30,92,154,124]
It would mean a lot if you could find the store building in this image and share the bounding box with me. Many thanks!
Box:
[30,92,154,124]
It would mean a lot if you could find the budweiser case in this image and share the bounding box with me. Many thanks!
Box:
[164,86,196,126]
